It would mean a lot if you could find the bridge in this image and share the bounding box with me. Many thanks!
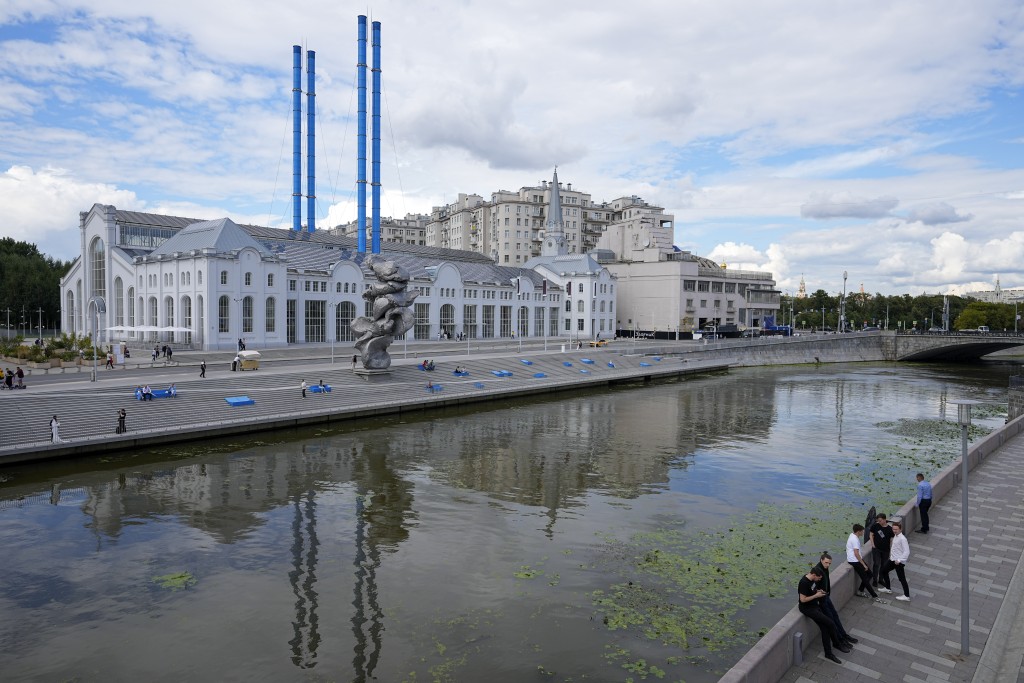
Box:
[892,331,1024,361]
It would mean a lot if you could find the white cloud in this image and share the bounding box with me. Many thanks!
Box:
[905,202,972,225]
[800,193,900,220]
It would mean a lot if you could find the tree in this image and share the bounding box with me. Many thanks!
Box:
[0,237,72,334]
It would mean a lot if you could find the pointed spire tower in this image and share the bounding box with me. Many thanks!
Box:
[542,167,567,257]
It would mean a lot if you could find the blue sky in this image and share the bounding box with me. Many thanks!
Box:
[1,0,1023,297]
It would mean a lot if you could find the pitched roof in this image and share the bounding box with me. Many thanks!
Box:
[150,218,275,257]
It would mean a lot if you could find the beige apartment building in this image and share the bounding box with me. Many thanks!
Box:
[330,213,430,246]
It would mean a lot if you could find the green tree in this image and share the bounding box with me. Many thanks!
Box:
[0,237,72,335]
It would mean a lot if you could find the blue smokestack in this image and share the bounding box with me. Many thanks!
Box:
[357,16,368,252]
[292,45,302,232]
[371,20,382,254]
[306,50,316,233]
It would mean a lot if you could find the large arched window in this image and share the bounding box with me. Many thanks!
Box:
[90,237,105,298]
[127,287,135,328]
[440,304,455,338]
[148,297,158,326]
[114,277,124,326]
[242,296,253,333]
[337,301,356,341]
[181,295,192,343]
[218,296,230,333]
[65,291,75,333]
[265,297,276,333]
[577,300,584,313]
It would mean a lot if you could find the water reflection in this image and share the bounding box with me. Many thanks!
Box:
[0,362,1015,682]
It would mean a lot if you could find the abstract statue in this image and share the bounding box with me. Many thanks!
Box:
[351,255,419,369]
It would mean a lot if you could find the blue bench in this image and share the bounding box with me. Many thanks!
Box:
[579,369,590,374]
[426,384,443,393]
[652,357,662,361]
[225,396,254,407]
[135,388,176,400]
[418,365,436,371]
[639,362,651,367]
[562,361,573,367]
[309,384,331,393]
[532,372,547,378]
[520,359,533,365]
[490,370,513,377]
[607,362,616,368]
[452,371,469,377]
[580,358,594,364]
[473,382,486,389]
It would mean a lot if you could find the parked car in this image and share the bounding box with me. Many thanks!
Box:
[861,326,880,332]
[588,339,609,347]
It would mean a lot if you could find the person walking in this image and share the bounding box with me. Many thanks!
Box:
[847,524,881,600]
[915,473,933,533]
[797,565,849,664]
[352,355,357,371]
[167,347,173,362]
[200,360,206,378]
[883,521,912,601]
[301,379,307,398]
[105,352,114,369]
[116,408,127,434]
[869,513,894,589]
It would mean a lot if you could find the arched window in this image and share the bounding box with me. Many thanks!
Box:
[127,287,135,328]
[337,301,356,341]
[65,291,75,333]
[198,270,203,285]
[90,237,105,298]
[181,296,192,343]
[265,297,276,333]
[577,300,584,313]
[440,304,455,338]
[114,277,124,326]
[244,272,252,286]
[600,300,606,313]
[517,306,529,337]
[148,297,158,327]
[242,296,253,333]
[218,296,230,332]
[565,299,571,312]
[164,297,174,335]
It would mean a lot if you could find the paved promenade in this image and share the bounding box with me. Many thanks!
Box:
[777,427,1024,683]
[0,339,727,465]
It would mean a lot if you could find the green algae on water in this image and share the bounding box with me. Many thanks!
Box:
[152,571,196,590]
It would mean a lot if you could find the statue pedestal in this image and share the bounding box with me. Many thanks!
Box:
[354,368,392,383]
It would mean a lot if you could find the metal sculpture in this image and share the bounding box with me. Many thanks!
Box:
[351,256,418,369]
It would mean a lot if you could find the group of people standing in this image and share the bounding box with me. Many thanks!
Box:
[798,472,932,666]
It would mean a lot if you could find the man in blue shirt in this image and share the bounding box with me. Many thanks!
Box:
[916,473,933,533]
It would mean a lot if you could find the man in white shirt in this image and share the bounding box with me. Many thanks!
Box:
[883,521,912,601]
[847,524,880,600]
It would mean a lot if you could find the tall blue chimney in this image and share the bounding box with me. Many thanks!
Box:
[306,50,316,233]
[371,20,382,254]
[357,16,368,252]
[292,45,302,232]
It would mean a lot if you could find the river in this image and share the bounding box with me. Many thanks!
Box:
[0,361,1015,682]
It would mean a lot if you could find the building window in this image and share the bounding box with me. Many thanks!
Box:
[220,271,228,286]
[289,280,297,291]
[198,271,203,285]
[304,300,325,342]
[218,296,230,332]
[268,274,274,287]
[245,272,252,286]
[337,302,356,342]
[463,304,477,339]
[265,297,276,333]
[242,296,253,333]
[414,302,431,340]
[90,237,105,298]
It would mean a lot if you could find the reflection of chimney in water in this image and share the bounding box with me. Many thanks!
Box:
[288,490,321,668]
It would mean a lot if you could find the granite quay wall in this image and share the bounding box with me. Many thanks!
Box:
[633,333,890,367]
[718,413,1024,683]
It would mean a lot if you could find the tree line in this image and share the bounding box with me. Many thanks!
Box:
[0,238,73,335]
[791,289,1020,332]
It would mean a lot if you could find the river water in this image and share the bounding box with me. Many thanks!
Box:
[0,362,1015,682]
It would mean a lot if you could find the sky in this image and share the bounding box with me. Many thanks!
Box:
[1,0,1023,297]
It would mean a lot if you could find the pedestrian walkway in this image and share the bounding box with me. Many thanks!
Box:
[0,341,729,465]
[778,430,1024,683]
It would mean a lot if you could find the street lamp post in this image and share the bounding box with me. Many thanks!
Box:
[840,271,848,333]
[88,296,106,383]
[951,400,978,657]
[4,308,10,339]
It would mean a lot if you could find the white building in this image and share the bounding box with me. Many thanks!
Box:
[329,213,430,246]
[60,204,570,351]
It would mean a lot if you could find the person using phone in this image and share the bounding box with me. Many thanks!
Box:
[798,565,850,664]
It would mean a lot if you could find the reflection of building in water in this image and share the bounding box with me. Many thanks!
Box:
[423,376,779,517]
[68,436,414,678]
